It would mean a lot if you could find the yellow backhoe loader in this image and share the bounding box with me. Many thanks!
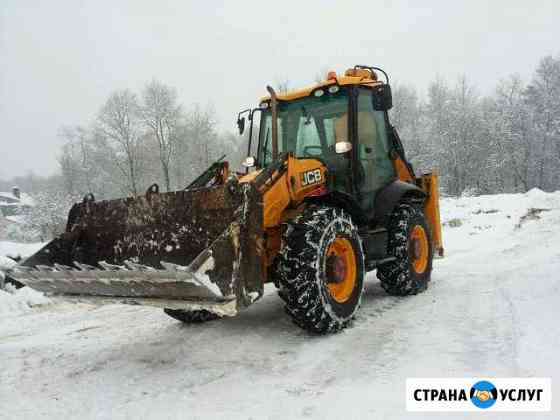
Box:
[9,65,443,333]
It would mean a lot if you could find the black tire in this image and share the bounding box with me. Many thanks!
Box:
[277,206,365,334]
[163,308,221,323]
[377,203,433,296]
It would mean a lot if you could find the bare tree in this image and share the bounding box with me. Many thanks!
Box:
[276,79,290,94]
[390,84,429,171]
[141,80,182,191]
[492,75,532,191]
[57,125,98,195]
[97,89,142,196]
[181,104,217,177]
[57,142,79,195]
[525,55,560,190]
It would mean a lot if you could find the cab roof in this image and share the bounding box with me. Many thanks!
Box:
[260,68,383,103]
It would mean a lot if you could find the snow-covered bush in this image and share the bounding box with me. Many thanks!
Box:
[5,222,38,243]
[10,191,80,242]
[0,286,51,314]
[461,187,480,198]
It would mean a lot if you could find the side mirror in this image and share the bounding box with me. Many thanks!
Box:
[242,156,256,168]
[372,84,392,111]
[335,141,352,154]
[237,117,245,135]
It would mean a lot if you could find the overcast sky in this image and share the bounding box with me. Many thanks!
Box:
[1,0,558,179]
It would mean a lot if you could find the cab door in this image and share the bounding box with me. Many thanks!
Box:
[354,88,396,214]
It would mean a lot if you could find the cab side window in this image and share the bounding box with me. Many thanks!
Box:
[356,89,396,213]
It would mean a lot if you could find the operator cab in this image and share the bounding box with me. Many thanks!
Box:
[240,66,397,215]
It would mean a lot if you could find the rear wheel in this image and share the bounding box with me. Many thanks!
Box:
[277,206,365,334]
[377,203,433,295]
[163,308,221,323]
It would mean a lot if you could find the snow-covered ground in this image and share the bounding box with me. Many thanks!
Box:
[1,190,559,419]
[0,240,43,262]
[0,284,51,316]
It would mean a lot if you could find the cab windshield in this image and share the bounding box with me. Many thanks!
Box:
[258,88,349,167]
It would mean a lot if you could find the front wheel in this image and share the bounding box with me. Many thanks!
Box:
[277,206,365,334]
[377,203,433,295]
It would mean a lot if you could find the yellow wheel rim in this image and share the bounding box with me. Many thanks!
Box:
[410,225,429,274]
[326,237,357,303]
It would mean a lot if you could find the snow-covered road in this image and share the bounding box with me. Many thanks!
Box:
[1,190,559,419]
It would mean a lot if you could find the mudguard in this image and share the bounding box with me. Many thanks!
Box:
[374,180,426,221]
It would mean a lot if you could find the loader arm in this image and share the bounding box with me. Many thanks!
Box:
[238,153,329,271]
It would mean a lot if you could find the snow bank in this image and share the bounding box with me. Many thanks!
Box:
[441,188,560,226]
[0,241,49,311]
[0,254,17,274]
[0,240,43,286]
[0,255,18,287]
[0,286,51,316]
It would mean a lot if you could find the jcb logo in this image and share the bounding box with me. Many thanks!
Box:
[301,169,322,186]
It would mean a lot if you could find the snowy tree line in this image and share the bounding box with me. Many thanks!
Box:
[391,54,560,195]
[1,81,245,202]
[1,54,559,240]
[55,79,244,200]
[0,79,245,241]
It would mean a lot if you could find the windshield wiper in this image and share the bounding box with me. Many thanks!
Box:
[263,127,271,161]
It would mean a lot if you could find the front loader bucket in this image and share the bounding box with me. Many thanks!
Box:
[9,183,264,316]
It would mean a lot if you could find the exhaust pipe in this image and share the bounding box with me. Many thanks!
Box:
[266,85,278,161]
